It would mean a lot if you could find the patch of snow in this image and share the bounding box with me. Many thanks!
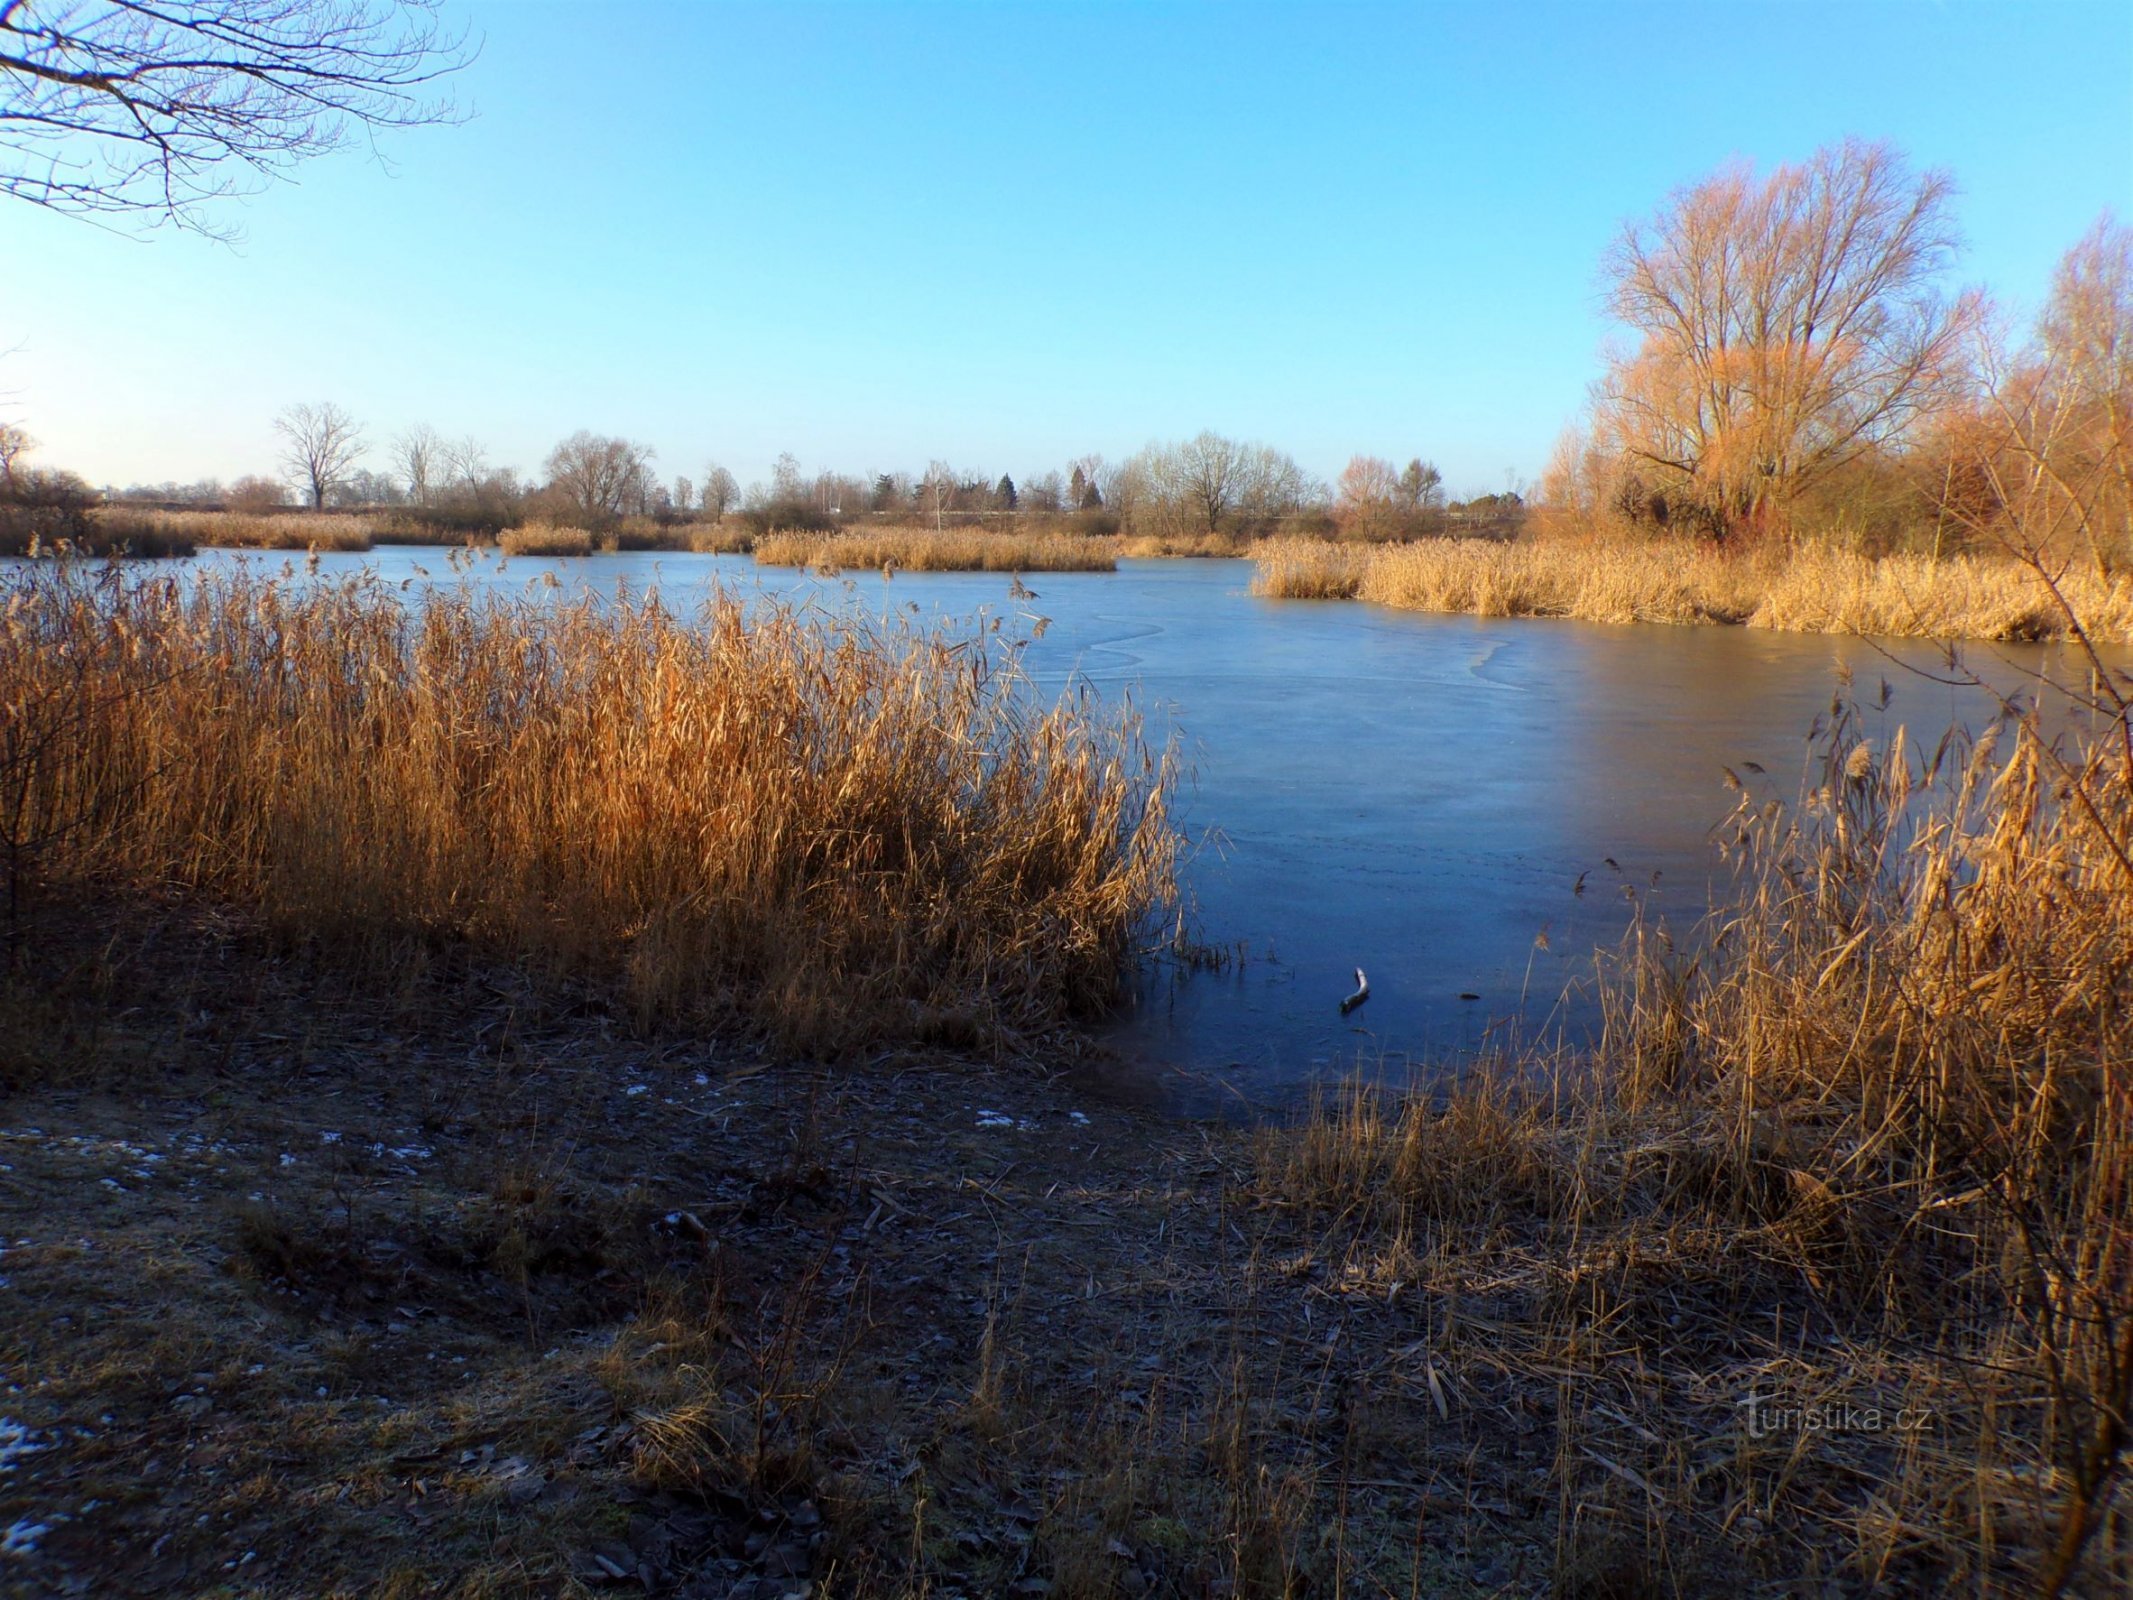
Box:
[1,1520,48,1557]
[0,1421,43,1473]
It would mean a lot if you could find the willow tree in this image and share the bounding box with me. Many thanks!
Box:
[1597,138,1979,541]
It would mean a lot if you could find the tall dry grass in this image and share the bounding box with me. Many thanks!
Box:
[1264,683,2133,1592]
[1119,529,1255,558]
[685,523,754,554]
[1250,534,2133,641]
[755,526,1117,573]
[496,522,596,556]
[0,563,1177,1050]
[91,507,378,552]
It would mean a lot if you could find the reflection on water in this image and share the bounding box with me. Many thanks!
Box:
[179,546,2106,1107]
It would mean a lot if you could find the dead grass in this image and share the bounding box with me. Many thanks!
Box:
[94,506,378,551]
[1259,683,2133,1594]
[1250,534,2133,640]
[0,560,1177,1052]
[496,522,597,556]
[755,525,1118,573]
[1120,529,1256,558]
[684,523,754,554]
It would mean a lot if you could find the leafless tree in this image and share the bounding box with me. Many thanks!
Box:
[701,464,737,523]
[1024,470,1064,514]
[442,434,487,493]
[0,420,28,485]
[1597,138,1980,540]
[544,430,651,528]
[274,400,363,509]
[1,0,473,236]
[393,422,440,505]
[1957,216,2133,579]
[1175,432,1248,533]
[923,459,955,530]
[229,473,289,512]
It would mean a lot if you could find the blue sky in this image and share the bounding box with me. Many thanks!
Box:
[4,0,2130,499]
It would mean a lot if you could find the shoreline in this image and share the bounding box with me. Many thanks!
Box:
[1247,535,2133,645]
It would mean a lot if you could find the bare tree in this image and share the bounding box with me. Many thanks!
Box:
[544,430,651,528]
[1597,138,1980,540]
[923,459,955,530]
[1176,431,1247,533]
[1335,455,1401,538]
[1025,470,1064,514]
[275,401,363,509]
[229,473,289,512]
[441,434,487,493]
[701,464,737,523]
[0,420,28,486]
[0,0,472,236]
[393,422,440,505]
[1397,458,1443,513]
[1956,217,2133,579]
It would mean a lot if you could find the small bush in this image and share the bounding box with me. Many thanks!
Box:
[0,468,98,554]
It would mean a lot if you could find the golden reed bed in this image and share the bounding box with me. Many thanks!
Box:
[1250,535,2133,642]
[0,564,1175,1051]
[90,507,379,551]
[755,525,1117,573]
[1265,689,2133,1590]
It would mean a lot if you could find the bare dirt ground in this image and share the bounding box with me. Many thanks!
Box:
[8,901,2080,1599]
[0,904,1554,1600]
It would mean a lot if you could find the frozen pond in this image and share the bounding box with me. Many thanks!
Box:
[179,545,2104,1106]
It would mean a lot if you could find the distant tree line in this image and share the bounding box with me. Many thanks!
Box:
[60,420,1509,546]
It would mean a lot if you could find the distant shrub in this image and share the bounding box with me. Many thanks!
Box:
[613,516,693,551]
[228,476,292,514]
[1276,510,1340,541]
[378,488,528,541]
[0,468,98,554]
[739,499,837,537]
[83,510,197,558]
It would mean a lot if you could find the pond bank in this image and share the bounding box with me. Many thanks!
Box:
[1249,534,2133,642]
[3,871,2122,1596]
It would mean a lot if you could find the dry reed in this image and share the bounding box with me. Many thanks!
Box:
[92,507,378,552]
[0,562,1177,1050]
[1119,530,1256,559]
[497,522,597,556]
[755,526,1117,573]
[685,524,754,554]
[1263,685,2133,1592]
[1250,535,2133,641]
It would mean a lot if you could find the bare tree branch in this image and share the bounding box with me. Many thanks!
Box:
[0,0,473,236]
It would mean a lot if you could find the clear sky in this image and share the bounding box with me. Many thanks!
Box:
[4,0,2130,500]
